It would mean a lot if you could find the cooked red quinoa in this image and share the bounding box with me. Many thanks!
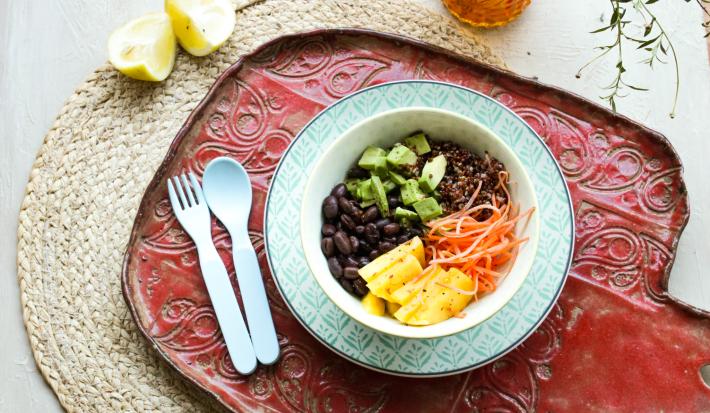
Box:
[415,141,508,218]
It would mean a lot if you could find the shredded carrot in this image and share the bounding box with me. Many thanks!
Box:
[421,171,535,298]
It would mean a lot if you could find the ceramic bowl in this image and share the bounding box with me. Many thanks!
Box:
[301,107,539,339]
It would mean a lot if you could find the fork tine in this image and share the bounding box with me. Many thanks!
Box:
[167,178,182,211]
[172,176,190,208]
[180,174,196,206]
[189,172,205,205]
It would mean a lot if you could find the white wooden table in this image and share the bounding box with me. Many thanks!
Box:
[1,1,708,411]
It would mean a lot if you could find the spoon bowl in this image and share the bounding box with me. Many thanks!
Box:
[203,158,252,227]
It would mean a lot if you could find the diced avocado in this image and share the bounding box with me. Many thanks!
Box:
[432,190,442,200]
[374,158,390,177]
[360,199,376,208]
[358,146,387,170]
[370,175,389,217]
[386,144,417,167]
[356,179,373,201]
[366,157,388,176]
[404,133,431,155]
[413,197,443,222]
[395,207,419,222]
[383,180,397,193]
[418,154,447,193]
[401,179,426,206]
[345,179,360,197]
[388,170,407,186]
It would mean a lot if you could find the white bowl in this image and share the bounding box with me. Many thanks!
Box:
[301,107,539,339]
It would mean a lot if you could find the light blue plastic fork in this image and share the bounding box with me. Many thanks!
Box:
[167,172,257,375]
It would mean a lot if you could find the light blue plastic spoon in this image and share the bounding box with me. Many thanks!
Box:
[202,157,280,365]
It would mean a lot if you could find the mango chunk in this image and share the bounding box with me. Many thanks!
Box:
[386,301,401,316]
[358,236,424,282]
[390,265,443,305]
[366,254,423,301]
[361,292,385,316]
[406,268,476,326]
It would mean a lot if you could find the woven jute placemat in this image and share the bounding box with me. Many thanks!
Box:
[16,0,501,411]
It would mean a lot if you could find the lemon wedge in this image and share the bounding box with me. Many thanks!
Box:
[108,13,177,81]
[166,0,235,57]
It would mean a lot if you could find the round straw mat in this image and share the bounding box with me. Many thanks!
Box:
[16,0,501,411]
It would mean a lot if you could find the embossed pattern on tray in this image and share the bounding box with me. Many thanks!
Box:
[122,30,709,412]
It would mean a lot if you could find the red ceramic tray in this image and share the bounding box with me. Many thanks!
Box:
[122,29,710,412]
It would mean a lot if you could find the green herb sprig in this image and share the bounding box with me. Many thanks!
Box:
[577,0,709,118]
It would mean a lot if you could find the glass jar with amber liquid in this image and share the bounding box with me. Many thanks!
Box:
[442,0,531,28]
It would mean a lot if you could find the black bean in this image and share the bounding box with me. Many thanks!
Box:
[357,257,370,268]
[321,237,335,257]
[383,222,401,236]
[338,197,355,215]
[375,218,391,230]
[347,166,370,179]
[410,226,423,237]
[343,267,360,280]
[351,210,364,224]
[397,235,410,245]
[354,225,365,235]
[327,257,343,278]
[340,214,356,231]
[379,242,395,254]
[322,224,337,237]
[368,250,380,260]
[364,223,379,244]
[363,206,379,223]
[383,236,397,244]
[342,256,359,268]
[349,236,359,251]
[359,242,373,254]
[340,278,354,293]
[331,183,347,198]
[333,231,352,255]
[387,194,401,206]
[353,278,369,296]
[323,196,338,219]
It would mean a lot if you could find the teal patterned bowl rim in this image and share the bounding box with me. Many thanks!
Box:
[264,80,574,377]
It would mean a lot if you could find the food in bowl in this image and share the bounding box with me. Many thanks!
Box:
[320,132,534,326]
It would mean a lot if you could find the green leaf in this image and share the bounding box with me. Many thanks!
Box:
[626,84,649,91]
[616,61,626,73]
[590,25,612,33]
[610,8,619,25]
[636,34,661,49]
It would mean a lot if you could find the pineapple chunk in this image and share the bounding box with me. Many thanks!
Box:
[406,268,476,326]
[390,265,443,305]
[361,292,385,316]
[386,301,401,316]
[358,236,424,282]
[366,254,423,301]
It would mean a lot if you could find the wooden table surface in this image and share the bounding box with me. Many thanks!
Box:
[1,0,709,411]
